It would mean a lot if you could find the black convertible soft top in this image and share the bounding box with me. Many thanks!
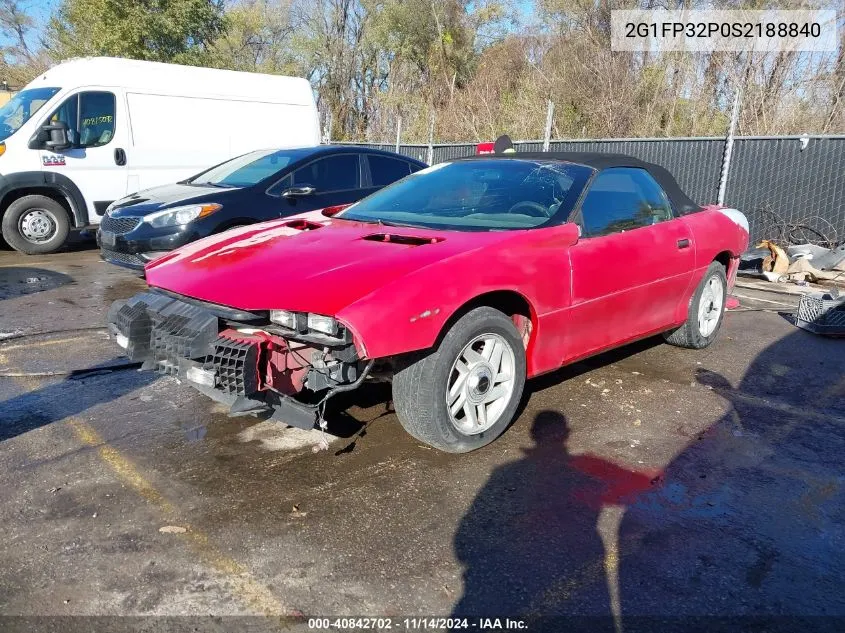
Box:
[461,151,703,215]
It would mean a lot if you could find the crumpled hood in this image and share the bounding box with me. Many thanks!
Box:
[145,218,515,314]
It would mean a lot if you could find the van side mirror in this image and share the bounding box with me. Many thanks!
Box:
[30,121,71,151]
[44,121,71,151]
[282,185,315,198]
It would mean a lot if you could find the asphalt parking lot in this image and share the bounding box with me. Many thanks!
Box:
[1,242,844,629]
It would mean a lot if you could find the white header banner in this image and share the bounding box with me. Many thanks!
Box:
[611,9,838,53]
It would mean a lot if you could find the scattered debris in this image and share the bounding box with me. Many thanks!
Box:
[311,436,330,453]
[741,241,845,289]
[158,525,187,534]
[786,257,845,284]
[794,290,845,337]
[789,243,845,271]
[290,505,308,518]
[757,240,790,274]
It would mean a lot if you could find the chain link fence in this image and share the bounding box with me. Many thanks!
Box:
[343,135,845,246]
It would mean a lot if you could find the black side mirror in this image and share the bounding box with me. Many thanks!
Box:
[282,185,316,198]
[45,121,71,151]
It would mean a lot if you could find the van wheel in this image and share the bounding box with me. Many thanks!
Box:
[2,195,71,255]
[392,307,526,453]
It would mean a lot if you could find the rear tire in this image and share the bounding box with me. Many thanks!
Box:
[663,261,727,349]
[392,307,527,453]
[2,195,70,255]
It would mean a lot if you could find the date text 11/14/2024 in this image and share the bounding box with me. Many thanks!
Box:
[307,617,528,630]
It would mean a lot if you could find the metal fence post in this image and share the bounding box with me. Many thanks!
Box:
[543,100,555,152]
[718,85,743,205]
[395,115,402,153]
[323,111,333,144]
[427,113,435,165]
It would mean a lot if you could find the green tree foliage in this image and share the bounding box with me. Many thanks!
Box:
[45,0,227,65]
[206,0,299,74]
[0,0,50,86]
[1,0,842,139]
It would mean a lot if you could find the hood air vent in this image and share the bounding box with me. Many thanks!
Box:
[362,233,444,246]
[284,219,325,231]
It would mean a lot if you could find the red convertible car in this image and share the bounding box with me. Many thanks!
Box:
[108,153,749,452]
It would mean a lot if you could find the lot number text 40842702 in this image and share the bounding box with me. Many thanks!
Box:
[307,617,528,630]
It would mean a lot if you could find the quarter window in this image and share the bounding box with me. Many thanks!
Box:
[579,167,674,237]
[367,155,412,186]
[47,91,116,148]
[292,154,359,192]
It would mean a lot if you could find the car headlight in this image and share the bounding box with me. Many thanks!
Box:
[143,203,222,228]
[269,310,342,338]
[270,309,299,330]
[307,313,339,336]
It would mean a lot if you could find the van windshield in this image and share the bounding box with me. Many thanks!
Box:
[0,87,60,142]
[189,148,309,188]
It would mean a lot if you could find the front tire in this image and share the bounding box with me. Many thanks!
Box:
[392,307,527,453]
[2,195,71,255]
[663,261,727,349]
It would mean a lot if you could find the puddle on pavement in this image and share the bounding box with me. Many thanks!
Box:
[184,424,208,443]
[101,277,147,304]
[0,267,74,300]
[0,329,122,374]
[237,419,341,452]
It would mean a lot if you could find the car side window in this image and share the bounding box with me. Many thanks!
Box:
[46,91,116,148]
[368,154,412,187]
[579,167,674,237]
[292,154,359,192]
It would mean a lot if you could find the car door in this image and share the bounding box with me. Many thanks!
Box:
[39,89,129,221]
[565,167,695,359]
[359,153,417,197]
[276,153,362,216]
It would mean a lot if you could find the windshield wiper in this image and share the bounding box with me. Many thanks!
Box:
[375,218,421,228]
[342,215,420,228]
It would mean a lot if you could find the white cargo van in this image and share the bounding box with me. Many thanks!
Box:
[0,57,321,254]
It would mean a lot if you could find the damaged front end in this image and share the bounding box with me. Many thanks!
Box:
[107,291,371,429]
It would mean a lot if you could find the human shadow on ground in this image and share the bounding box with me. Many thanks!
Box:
[0,364,156,442]
[453,328,845,633]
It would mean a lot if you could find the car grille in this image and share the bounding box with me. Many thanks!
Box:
[101,215,141,234]
[204,337,259,396]
[110,292,262,394]
[148,301,219,376]
[101,249,145,268]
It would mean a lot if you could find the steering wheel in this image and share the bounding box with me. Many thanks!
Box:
[508,200,551,218]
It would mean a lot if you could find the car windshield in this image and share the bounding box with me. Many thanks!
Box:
[340,159,593,230]
[0,87,60,142]
[189,148,308,188]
